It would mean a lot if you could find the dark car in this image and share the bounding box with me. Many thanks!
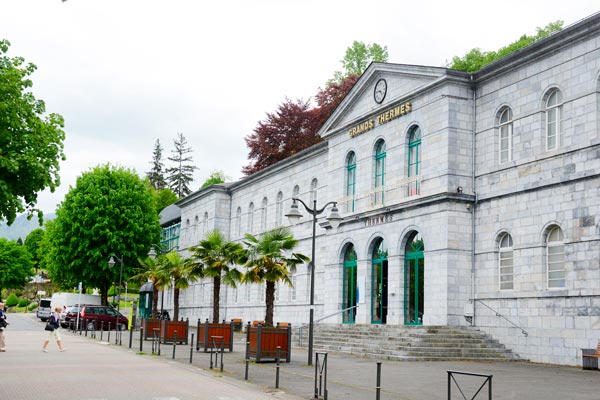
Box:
[59,305,83,328]
[79,305,128,331]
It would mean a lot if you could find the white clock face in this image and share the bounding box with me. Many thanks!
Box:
[374,79,387,104]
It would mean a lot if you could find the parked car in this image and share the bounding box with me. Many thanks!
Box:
[37,298,52,321]
[79,305,128,331]
[59,305,84,328]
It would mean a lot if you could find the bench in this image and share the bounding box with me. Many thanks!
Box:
[582,342,600,370]
[231,318,243,332]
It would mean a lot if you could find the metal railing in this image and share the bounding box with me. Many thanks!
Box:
[297,305,359,347]
[474,299,528,336]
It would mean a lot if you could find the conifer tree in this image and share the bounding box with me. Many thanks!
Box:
[146,139,167,190]
[166,132,197,198]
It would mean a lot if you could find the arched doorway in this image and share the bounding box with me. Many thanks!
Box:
[371,238,388,324]
[342,244,357,324]
[404,232,424,325]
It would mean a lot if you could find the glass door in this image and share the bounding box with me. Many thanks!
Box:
[371,239,388,324]
[404,233,424,325]
[342,245,357,324]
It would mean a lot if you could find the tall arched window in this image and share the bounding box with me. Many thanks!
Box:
[498,107,513,163]
[346,152,356,212]
[293,185,300,199]
[498,233,513,290]
[371,238,388,324]
[546,226,565,289]
[276,191,283,226]
[408,126,421,196]
[203,212,208,233]
[545,89,562,151]
[310,178,318,204]
[248,202,254,233]
[374,140,386,205]
[261,197,268,231]
[342,244,358,323]
[235,207,242,237]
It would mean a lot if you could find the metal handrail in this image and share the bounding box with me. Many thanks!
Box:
[474,299,528,336]
[297,305,359,346]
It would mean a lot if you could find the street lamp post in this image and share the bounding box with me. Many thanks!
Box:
[286,198,342,366]
[108,254,124,330]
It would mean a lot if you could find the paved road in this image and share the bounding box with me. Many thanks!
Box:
[1,313,599,400]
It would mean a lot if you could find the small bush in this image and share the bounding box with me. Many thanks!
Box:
[5,293,19,307]
[18,298,28,307]
[28,303,38,311]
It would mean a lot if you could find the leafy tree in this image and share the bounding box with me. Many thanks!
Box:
[447,21,563,72]
[201,170,228,189]
[313,74,361,131]
[44,164,160,305]
[242,227,308,327]
[166,132,197,198]
[159,251,193,321]
[189,229,244,323]
[130,254,171,318]
[0,39,66,225]
[331,41,389,83]
[0,238,34,300]
[147,139,167,190]
[145,179,178,214]
[24,228,45,272]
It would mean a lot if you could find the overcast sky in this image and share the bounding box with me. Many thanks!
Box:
[2,1,598,215]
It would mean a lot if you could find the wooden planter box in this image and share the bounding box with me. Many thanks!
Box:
[246,322,291,363]
[160,318,189,344]
[196,319,234,352]
[142,319,161,340]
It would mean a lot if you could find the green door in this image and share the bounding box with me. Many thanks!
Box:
[404,233,424,325]
[342,245,357,324]
[371,239,388,324]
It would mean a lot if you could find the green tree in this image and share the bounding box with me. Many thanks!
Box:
[146,139,167,190]
[331,40,389,83]
[44,164,160,305]
[159,251,193,321]
[447,21,563,72]
[146,179,178,214]
[242,227,308,327]
[201,170,228,189]
[166,132,197,198]
[24,228,45,272]
[0,238,34,300]
[189,229,244,323]
[130,254,171,318]
[0,39,66,225]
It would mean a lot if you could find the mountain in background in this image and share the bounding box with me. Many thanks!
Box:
[0,213,56,241]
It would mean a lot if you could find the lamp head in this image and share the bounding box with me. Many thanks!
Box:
[147,247,157,259]
[327,204,342,229]
[108,255,116,268]
[285,201,303,225]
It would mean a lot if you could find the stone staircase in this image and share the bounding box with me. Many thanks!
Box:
[294,324,521,362]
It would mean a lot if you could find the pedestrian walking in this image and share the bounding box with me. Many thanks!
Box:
[0,302,7,352]
[42,306,66,352]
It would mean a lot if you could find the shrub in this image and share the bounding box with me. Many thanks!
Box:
[28,303,38,311]
[5,293,19,307]
[18,298,28,307]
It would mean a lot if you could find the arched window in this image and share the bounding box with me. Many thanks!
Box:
[408,126,421,196]
[276,191,283,226]
[374,140,386,205]
[346,152,356,212]
[203,212,208,233]
[248,202,254,233]
[498,107,513,163]
[261,197,268,231]
[293,185,300,199]
[310,178,318,204]
[545,89,562,151]
[235,207,242,237]
[546,226,565,289]
[498,233,513,290]
[342,244,358,323]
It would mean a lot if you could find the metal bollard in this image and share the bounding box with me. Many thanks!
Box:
[376,362,382,400]
[245,341,250,380]
[129,326,133,348]
[173,331,177,359]
[189,333,194,364]
[276,346,281,388]
[139,327,144,352]
[108,322,111,343]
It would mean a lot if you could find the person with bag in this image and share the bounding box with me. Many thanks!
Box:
[42,307,65,352]
[0,302,7,352]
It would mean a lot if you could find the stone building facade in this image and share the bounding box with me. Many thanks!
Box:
[160,13,600,366]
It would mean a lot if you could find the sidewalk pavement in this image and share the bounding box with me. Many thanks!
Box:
[2,313,599,400]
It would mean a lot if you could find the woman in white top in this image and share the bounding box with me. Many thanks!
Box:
[42,307,66,352]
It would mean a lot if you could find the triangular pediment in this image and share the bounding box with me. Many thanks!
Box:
[319,63,450,139]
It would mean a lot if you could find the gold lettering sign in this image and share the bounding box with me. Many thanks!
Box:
[348,101,412,138]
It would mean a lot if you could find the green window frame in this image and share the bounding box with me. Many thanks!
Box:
[160,222,180,251]
[408,126,421,196]
[371,239,388,324]
[342,244,358,324]
[346,152,356,212]
[374,141,386,205]
[404,232,424,325]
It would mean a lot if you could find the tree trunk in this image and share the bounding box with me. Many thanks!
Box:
[100,284,109,306]
[213,275,221,323]
[173,287,179,321]
[152,287,159,318]
[265,281,275,327]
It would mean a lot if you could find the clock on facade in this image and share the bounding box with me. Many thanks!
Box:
[374,78,387,104]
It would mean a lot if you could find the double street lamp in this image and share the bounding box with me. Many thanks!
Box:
[286,197,342,365]
[107,254,124,328]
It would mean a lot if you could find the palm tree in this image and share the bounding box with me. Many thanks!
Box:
[242,227,309,327]
[130,255,170,318]
[189,229,244,323]
[160,251,193,321]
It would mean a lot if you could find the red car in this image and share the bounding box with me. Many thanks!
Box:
[79,305,128,331]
